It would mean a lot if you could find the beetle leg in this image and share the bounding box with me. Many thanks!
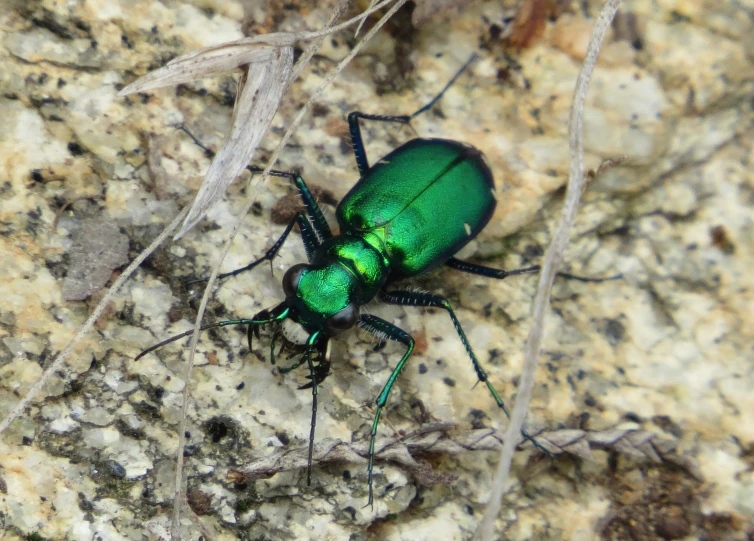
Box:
[408,53,478,119]
[445,256,539,279]
[379,289,550,455]
[347,55,479,177]
[246,170,333,240]
[446,256,622,283]
[296,213,322,262]
[178,124,333,240]
[358,314,415,508]
[179,123,301,181]
[286,174,333,240]
[186,214,298,285]
[347,112,411,175]
[185,212,323,288]
[245,168,333,240]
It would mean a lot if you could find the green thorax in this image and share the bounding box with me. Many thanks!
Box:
[313,234,390,301]
[292,235,389,328]
[336,138,496,278]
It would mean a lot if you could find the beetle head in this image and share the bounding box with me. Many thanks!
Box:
[279,263,360,336]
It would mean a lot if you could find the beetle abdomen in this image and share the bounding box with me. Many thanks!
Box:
[336,138,496,277]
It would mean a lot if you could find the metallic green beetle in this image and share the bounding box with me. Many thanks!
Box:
[139,59,553,506]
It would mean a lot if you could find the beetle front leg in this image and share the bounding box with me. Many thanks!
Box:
[379,289,549,455]
[179,124,333,240]
[358,314,415,508]
[186,213,317,285]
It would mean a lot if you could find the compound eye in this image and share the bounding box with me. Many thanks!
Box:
[282,264,307,298]
[327,303,359,333]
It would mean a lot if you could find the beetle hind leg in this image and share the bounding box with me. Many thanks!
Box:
[379,289,551,455]
[358,314,415,508]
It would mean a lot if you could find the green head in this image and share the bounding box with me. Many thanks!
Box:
[278,262,360,336]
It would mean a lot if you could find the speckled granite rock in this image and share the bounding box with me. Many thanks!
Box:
[0,0,752,540]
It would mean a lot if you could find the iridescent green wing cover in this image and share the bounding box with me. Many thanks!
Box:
[336,138,496,277]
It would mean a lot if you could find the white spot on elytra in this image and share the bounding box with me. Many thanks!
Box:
[480,152,493,172]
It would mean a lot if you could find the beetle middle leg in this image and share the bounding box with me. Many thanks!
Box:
[378,289,549,454]
[446,257,622,283]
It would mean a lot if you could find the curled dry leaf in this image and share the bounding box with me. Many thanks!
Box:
[182,47,293,238]
[118,36,285,95]
[119,34,294,240]
[119,0,396,240]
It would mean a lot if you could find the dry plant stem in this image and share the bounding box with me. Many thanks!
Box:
[355,0,380,35]
[232,424,693,483]
[0,207,189,436]
[290,0,353,83]
[475,1,623,539]
[171,0,409,536]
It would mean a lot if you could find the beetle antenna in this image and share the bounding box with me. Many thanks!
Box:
[136,320,255,361]
[136,306,290,361]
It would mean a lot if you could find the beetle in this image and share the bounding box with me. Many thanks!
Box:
[138,56,610,505]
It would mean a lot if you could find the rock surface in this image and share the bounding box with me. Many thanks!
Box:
[0,0,752,539]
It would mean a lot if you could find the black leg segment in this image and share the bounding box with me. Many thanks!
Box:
[185,213,317,286]
[347,112,411,175]
[346,54,478,177]
[447,257,622,283]
[446,257,539,280]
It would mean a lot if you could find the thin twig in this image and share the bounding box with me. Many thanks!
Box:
[289,0,353,83]
[475,1,623,539]
[171,0,409,537]
[167,0,352,532]
[0,207,189,436]
[229,423,700,485]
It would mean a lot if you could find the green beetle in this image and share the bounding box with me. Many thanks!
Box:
[139,58,579,505]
